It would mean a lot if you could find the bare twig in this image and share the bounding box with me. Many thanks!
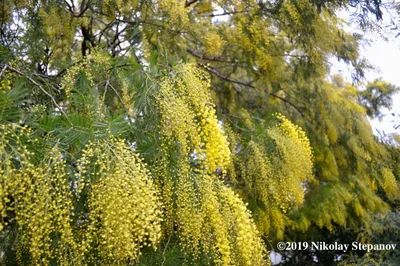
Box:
[161,232,172,266]
[115,18,165,29]
[199,63,254,87]
[64,0,90,17]
[0,64,7,79]
[3,64,71,124]
[185,0,199,8]
[102,73,110,103]
[188,48,307,64]
[108,83,124,104]
[269,92,304,115]
[187,48,241,63]
[208,11,245,17]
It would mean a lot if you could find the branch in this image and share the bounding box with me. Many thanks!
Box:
[199,64,254,87]
[115,18,165,29]
[0,64,6,79]
[269,92,306,118]
[185,0,199,8]
[3,64,71,124]
[96,20,116,44]
[64,0,90,17]
[108,83,124,105]
[64,0,74,15]
[187,48,241,63]
[208,11,245,17]
[161,232,172,266]
[198,64,307,118]
[188,48,306,64]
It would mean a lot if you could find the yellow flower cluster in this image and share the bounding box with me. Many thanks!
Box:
[241,141,271,202]
[380,167,399,201]
[218,180,267,266]
[0,124,80,265]
[155,63,268,265]
[238,114,314,238]
[0,79,11,93]
[157,79,200,155]
[222,123,238,183]
[199,105,231,173]
[77,138,163,264]
[62,60,92,100]
[1,125,163,265]
[280,1,303,25]
[158,0,189,28]
[173,170,204,260]
[101,0,139,14]
[233,16,280,77]
[39,6,73,41]
[274,114,313,160]
[201,30,226,57]
[61,50,111,102]
[157,63,231,174]
[267,114,314,207]
[240,140,289,239]
[175,174,268,266]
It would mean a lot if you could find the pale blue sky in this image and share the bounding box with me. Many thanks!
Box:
[361,36,400,135]
[331,8,400,135]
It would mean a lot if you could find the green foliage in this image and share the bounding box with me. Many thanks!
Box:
[338,211,400,266]
[359,79,400,118]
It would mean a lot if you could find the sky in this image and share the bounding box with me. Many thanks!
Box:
[361,38,400,135]
[331,8,400,135]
